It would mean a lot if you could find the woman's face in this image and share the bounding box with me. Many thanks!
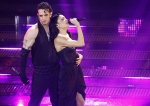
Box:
[57,15,69,29]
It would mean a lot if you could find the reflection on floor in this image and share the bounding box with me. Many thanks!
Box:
[0,96,150,106]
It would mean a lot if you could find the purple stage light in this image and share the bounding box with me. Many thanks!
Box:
[0,47,82,51]
[26,24,86,27]
[0,74,11,76]
[26,24,86,33]
[0,48,21,50]
[124,77,150,79]
[17,103,24,106]
[26,24,33,27]
[69,25,86,28]
[118,18,142,37]
[17,100,24,106]
[0,74,11,83]
[68,25,86,33]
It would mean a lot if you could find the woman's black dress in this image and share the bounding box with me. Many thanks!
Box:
[58,47,86,106]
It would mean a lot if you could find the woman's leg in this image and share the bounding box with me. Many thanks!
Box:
[76,92,85,106]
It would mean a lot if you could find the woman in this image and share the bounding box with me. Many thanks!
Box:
[50,13,86,106]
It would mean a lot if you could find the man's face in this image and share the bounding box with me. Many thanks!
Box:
[37,9,52,25]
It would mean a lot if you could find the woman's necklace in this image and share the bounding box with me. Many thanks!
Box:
[47,32,50,41]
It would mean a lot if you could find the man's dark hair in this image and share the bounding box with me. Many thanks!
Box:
[37,2,53,12]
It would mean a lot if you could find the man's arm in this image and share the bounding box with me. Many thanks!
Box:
[20,26,37,84]
[22,26,37,50]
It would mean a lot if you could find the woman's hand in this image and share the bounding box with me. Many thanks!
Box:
[69,18,80,26]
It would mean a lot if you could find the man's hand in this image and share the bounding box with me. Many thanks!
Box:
[76,53,83,66]
[19,73,30,85]
[12,67,30,85]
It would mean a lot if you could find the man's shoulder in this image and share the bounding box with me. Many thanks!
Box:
[25,23,38,38]
[28,23,38,32]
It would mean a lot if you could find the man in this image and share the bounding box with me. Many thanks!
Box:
[19,2,83,106]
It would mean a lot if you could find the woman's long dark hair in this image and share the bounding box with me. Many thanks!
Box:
[50,13,72,43]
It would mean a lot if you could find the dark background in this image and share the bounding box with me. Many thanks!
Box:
[1,0,150,19]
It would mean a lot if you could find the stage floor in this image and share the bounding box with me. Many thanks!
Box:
[0,96,150,106]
